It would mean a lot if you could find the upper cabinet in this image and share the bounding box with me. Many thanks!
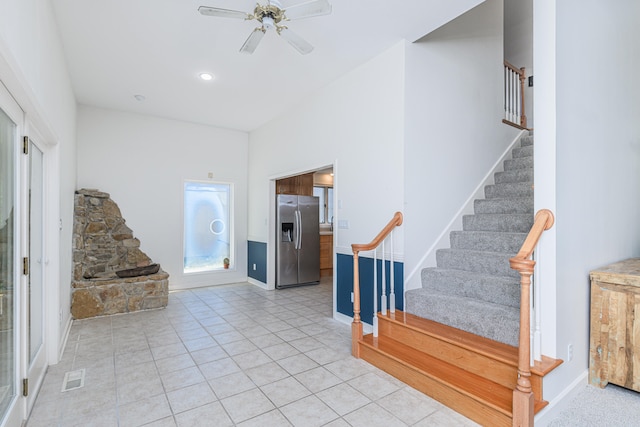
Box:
[276,172,314,196]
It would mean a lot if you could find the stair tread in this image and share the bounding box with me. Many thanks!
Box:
[422,266,519,280]
[416,269,520,308]
[438,247,518,257]
[361,334,514,415]
[378,310,518,362]
[406,292,520,346]
[377,311,559,377]
[451,230,528,238]
[436,248,519,278]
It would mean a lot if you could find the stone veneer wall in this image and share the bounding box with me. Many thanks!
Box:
[71,189,168,319]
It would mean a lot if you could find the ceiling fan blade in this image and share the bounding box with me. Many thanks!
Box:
[278,27,314,54]
[198,6,251,20]
[283,0,332,21]
[240,28,266,54]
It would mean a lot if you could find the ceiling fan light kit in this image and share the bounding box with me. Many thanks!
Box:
[198,0,332,55]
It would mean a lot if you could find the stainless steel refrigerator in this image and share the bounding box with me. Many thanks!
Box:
[276,194,320,289]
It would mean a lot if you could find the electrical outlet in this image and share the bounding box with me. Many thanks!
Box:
[351,292,354,303]
[567,343,574,362]
[252,263,256,271]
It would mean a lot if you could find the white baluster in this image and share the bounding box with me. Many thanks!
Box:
[507,68,512,122]
[511,70,516,123]
[389,231,395,313]
[373,248,378,337]
[515,71,520,124]
[504,66,508,120]
[508,70,512,122]
[380,240,387,316]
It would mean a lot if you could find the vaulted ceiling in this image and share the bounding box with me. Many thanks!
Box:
[52,0,484,131]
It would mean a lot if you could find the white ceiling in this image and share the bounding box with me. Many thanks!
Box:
[51,0,484,132]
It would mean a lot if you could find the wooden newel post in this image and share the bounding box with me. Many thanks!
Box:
[519,67,527,128]
[351,250,363,358]
[509,209,554,426]
[511,259,534,427]
[350,212,403,359]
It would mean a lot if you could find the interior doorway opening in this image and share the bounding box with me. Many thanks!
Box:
[268,163,337,316]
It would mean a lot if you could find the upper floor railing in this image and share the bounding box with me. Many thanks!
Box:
[504,60,528,129]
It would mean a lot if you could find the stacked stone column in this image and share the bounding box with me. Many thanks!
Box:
[71,189,168,319]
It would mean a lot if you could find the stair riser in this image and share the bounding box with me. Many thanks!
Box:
[504,157,532,170]
[463,215,533,233]
[494,169,533,184]
[485,183,533,199]
[450,231,526,253]
[520,135,533,146]
[511,145,533,158]
[359,342,512,427]
[474,198,533,214]
[436,250,518,278]
[406,294,520,346]
[418,270,520,308]
[378,319,518,391]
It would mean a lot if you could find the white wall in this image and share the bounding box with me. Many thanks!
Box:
[76,106,249,290]
[0,0,76,362]
[248,42,406,287]
[535,0,640,418]
[403,0,518,291]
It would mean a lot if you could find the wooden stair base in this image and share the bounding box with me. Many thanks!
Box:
[356,311,561,427]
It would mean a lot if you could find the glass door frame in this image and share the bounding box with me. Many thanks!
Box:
[0,80,52,427]
[0,80,24,427]
[21,133,48,414]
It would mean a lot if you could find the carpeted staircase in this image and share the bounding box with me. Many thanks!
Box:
[353,132,562,426]
[405,133,534,346]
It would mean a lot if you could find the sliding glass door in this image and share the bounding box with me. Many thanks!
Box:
[24,138,46,412]
[0,96,17,426]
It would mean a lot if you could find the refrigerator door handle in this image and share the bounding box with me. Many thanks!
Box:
[293,210,298,249]
[297,209,303,250]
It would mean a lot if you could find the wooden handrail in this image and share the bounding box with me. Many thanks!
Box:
[510,209,554,427]
[504,60,525,76]
[513,209,555,261]
[352,212,403,254]
[351,211,403,356]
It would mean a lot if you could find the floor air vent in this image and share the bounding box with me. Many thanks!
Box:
[61,369,85,392]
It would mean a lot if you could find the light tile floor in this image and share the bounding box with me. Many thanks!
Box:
[26,278,478,427]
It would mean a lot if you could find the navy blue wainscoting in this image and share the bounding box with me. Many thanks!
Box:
[336,253,404,324]
[247,241,267,283]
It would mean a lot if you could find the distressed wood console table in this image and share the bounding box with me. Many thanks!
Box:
[589,258,640,391]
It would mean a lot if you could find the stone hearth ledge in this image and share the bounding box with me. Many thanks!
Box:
[71,270,169,319]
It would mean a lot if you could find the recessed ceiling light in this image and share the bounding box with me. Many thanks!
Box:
[134,94,146,101]
[199,73,214,81]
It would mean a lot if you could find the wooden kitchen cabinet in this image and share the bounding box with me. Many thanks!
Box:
[320,234,333,277]
[275,173,314,196]
[589,258,640,392]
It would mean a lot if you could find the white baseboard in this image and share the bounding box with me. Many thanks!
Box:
[333,312,372,334]
[248,277,269,290]
[534,369,589,426]
[57,315,73,363]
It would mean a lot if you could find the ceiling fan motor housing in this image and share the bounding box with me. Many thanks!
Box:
[253,4,286,29]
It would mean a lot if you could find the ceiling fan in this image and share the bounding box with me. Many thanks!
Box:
[198,0,332,55]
